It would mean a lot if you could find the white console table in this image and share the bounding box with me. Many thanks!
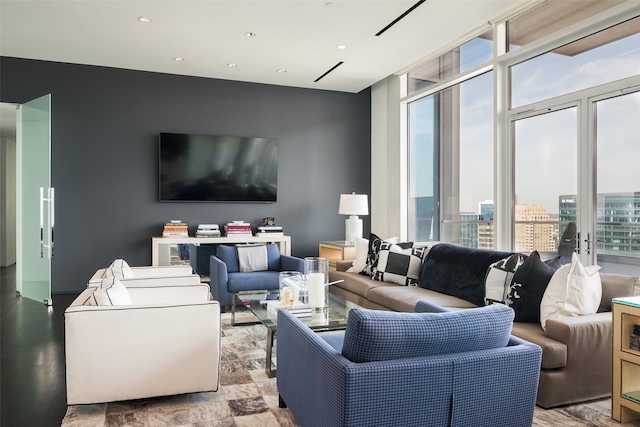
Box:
[151,235,292,266]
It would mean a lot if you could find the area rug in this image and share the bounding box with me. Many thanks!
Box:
[62,307,635,427]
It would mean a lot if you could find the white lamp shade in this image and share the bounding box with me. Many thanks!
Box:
[338,193,368,216]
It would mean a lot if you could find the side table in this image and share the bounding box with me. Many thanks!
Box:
[612,296,640,422]
[319,241,356,271]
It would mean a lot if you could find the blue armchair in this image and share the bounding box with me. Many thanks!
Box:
[277,301,542,427]
[209,243,304,310]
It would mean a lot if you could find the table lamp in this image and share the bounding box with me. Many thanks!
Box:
[339,193,368,244]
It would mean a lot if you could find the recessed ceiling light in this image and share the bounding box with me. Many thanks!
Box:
[227,63,238,68]
[277,69,287,73]
[245,32,257,38]
[173,57,185,62]
[137,16,152,23]
[337,44,348,50]
[325,2,333,6]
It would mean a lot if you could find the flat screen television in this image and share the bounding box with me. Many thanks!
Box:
[159,132,278,202]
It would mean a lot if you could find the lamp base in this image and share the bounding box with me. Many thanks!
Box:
[345,216,363,245]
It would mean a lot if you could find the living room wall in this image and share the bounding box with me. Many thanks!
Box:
[0,57,371,293]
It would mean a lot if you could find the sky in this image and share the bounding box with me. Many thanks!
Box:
[410,27,640,215]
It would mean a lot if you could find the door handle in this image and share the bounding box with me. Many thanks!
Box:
[49,187,55,258]
[39,187,44,258]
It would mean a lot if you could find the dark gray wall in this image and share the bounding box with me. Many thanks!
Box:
[0,57,371,293]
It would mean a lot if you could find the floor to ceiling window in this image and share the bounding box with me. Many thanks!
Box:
[402,0,640,273]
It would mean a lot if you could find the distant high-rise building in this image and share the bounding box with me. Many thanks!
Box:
[559,192,640,257]
[515,204,558,253]
[478,200,494,249]
[459,213,479,248]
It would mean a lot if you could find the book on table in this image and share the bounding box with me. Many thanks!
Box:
[266,301,312,317]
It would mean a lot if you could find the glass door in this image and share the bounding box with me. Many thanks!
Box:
[591,90,640,274]
[512,106,579,261]
[16,94,53,305]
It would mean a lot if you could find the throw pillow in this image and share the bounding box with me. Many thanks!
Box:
[236,245,269,272]
[484,253,526,305]
[361,234,408,276]
[371,242,427,286]
[105,259,134,279]
[88,277,133,306]
[507,251,556,323]
[539,252,602,330]
[347,235,399,273]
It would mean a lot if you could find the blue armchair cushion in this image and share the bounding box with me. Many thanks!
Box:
[217,243,281,274]
[341,303,514,363]
[227,271,281,292]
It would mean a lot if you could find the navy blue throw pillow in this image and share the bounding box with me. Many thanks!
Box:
[507,251,556,322]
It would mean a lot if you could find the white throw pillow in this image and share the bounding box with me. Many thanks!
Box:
[105,259,134,279]
[539,252,602,331]
[94,277,133,306]
[347,236,399,273]
[88,277,133,306]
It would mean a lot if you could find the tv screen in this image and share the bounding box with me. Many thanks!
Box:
[159,132,278,202]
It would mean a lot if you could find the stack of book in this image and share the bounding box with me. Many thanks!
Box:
[255,225,283,237]
[266,300,312,318]
[162,221,188,237]
[225,221,253,237]
[196,224,221,238]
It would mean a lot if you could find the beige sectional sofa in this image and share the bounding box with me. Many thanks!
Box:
[328,243,640,409]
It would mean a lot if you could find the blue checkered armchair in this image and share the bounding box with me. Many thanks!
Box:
[277,301,542,427]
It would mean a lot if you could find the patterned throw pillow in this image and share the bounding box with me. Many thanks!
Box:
[361,234,386,276]
[87,277,133,306]
[372,242,427,286]
[484,253,526,305]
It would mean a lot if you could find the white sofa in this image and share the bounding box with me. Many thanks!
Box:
[65,283,221,405]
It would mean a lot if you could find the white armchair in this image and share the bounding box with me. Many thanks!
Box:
[65,283,221,405]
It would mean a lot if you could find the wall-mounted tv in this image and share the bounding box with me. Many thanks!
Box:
[159,132,278,202]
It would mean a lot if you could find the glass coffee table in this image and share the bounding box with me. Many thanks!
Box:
[242,291,361,377]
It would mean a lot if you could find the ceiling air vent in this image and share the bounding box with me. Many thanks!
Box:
[376,0,426,37]
[314,62,344,83]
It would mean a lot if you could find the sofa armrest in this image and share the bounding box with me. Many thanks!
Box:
[210,255,229,304]
[126,284,211,305]
[414,300,450,313]
[280,254,304,272]
[65,300,221,404]
[131,265,194,278]
[87,275,201,287]
[335,260,353,272]
[544,312,612,373]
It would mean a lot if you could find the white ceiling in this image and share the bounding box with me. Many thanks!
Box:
[0,0,530,94]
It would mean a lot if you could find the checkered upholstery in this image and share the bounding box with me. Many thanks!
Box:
[277,301,542,427]
[341,304,514,363]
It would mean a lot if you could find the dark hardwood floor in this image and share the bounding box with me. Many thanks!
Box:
[1,265,78,427]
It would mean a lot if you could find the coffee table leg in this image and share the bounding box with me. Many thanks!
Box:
[266,327,276,378]
[231,293,237,326]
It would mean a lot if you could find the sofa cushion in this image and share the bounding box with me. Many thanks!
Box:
[484,253,526,305]
[511,322,567,369]
[507,251,555,323]
[372,242,427,286]
[329,270,389,300]
[342,304,514,363]
[540,253,602,330]
[227,271,281,292]
[367,285,477,312]
[419,243,513,307]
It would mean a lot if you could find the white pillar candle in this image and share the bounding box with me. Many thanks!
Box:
[308,272,325,309]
